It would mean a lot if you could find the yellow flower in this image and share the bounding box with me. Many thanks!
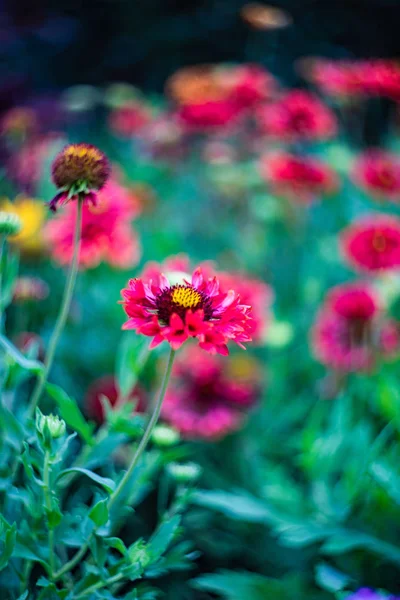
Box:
[0,196,46,254]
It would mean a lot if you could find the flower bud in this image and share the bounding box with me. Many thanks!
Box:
[0,211,22,237]
[167,461,202,484]
[151,424,180,447]
[36,409,66,447]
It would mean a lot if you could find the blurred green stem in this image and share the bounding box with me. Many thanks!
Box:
[43,450,55,578]
[75,572,124,599]
[108,347,176,511]
[27,196,83,418]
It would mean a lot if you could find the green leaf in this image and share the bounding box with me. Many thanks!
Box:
[370,460,400,505]
[45,383,94,444]
[89,498,109,527]
[16,591,29,600]
[57,467,115,493]
[148,515,181,561]
[0,522,16,571]
[192,490,275,523]
[46,501,63,529]
[104,537,127,555]
[0,333,44,375]
[116,333,150,398]
[315,562,352,592]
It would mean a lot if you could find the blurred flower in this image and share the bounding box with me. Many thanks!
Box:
[256,90,337,141]
[1,196,46,254]
[306,59,400,101]
[227,64,277,110]
[241,3,292,29]
[108,102,151,138]
[7,133,60,193]
[260,151,338,203]
[142,254,272,344]
[311,282,400,372]
[162,346,261,440]
[44,179,141,269]
[176,99,243,133]
[85,375,146,424]
[341,215,400,273]
[121,265,254,355]
[13,276,49,302]
[138,116,184,160]
[167,461,202,482]
[352,150,400,202]
[166,65,228,106]
[347,590,400,600]
[1,107,38,140]
[49,143,110,212]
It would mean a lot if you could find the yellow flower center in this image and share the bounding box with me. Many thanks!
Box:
[64,145,104,162]
[171,286,202,309]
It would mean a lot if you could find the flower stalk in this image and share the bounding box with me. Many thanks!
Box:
[28,196,83,418]
[43,450,55,577]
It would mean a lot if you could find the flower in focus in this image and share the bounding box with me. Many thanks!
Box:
[1,196,46,254]
[256,90,337,141]
[341,215,400,273]
[141,254,271,344]
[13,276,49,302]
[241,3,292,30]
[311,282,400,372]
[44,179,141,269]
[85,375,146,424]
[108,102,151,138]
[49,143,110,212]
[260,151,338,203]
[121,264,254,355]
[161,346,261,440]
[352,150,400,202]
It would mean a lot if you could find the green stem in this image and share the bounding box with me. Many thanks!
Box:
[28,197,83,417]
[74,572,124,599]
[54,348,175,582]
[43,451,55,578]
[108,347,176,511]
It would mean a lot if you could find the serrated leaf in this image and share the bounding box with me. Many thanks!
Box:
[45,383,94,444]
[57,467,115,493]
[148,515,181,561]
[89,498,109,527]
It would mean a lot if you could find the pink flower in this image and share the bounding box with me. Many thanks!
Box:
[141,254,272,344]
[121,264,254,355]
[85,375,146,424]
[7,133,60,193]
[176,99,243,133]
[256,90,337,141]
[352,150,400,201]
[161,347,261,440]
[44,179,141,269]
[260,151,338,202]
[311,282,400,372]
[108,103,151,138]
[228,64,277,109]
[341,215,400,273]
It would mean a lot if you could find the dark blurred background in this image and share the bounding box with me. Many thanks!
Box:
[1,0,400,108]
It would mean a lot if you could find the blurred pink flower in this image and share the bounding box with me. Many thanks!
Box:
[311,282,400,372]
[44,179,141,269]
[260,151,338,202]
[352,149,400,201]
[341,215,400,273]
[85,375,147,424]
[176,99,243,133]
[108,102,151,138]
[162,346,261,440]
[256,90,337,141]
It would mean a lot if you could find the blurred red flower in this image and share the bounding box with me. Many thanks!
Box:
[352,150,400,201]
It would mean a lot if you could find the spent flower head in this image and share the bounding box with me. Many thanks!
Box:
[0,211,22,237]
[49,143,110,212]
